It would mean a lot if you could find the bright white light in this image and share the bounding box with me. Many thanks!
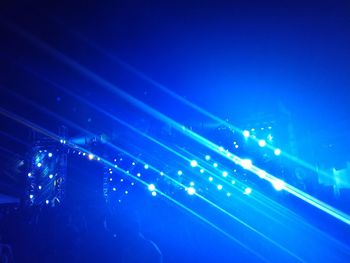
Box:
[132,162,136,166]
[257,170,267,179]
[209,177,213,182]
[120,179,124,182]
[205,155,211,161]
[88,154,94,160]
[177,170,183,176]
[125,191,128,195]
[48,153,53,158]
[28,173,32,177]
[272,179,285,191]
[160,171,164,176]
[187,187,196,195]
[227,192,232,197]
[200,169,205,174]
[83,153,86,156]
[217,184,223,190]
[222,171,228,177]
[60,139,63,144]
[258,140,267,147]
[109,178,113,181]
[29,194,34,199]
[274,148,281,156]
[231,180,236,184]
[219,146,225,152]
[38,185,42,190]
[45,200,49,204]
[235,144,239,149]
[267,134,273,141]
[37,162,42,168]
[244,187,252,195]
[151,191,157,197]
[190,182,195,186]
[241,159,253,169]
[144,164,149,170]
[213,163,218,168]
[148,184,156,191]
[190,160,198,167]
[243,130,250,138]
[112,187,116,191]
[131,182,135,186]
[97,157,101,161]
[137,173,141,177]
[49,174,53,179]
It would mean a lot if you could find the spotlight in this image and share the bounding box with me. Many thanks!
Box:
[190,160,198,167]
[38,185,42,190]
[244,187,252,195]
[274,148,281,156]
[124,191,128,195]
[217,184,223,190]
[144,164,149,170]
[258,140,266,147]
[243,130,250,138]
[200,169,205,174]
[49,174,53,179]
[88,154,94,160]
[160,172,164,176]
[148,184,156,191]
[241,159,253,169]
[29,194,34,199]
[48,153,53,158]
[187,187,196,195]
[109,178,113,181]
[112,187,116,191]
[272,179,285,191]
[177,170,183,176]
[137,173,141,177]
[222,171,228,177]
[45,200,49,204]
[37,162,42,168]
[235,145,239,149]
[27,173,32,177]
[213,163,218,168]
[209,177,213,182]
[205,155,211,161]
[151,191,157,197]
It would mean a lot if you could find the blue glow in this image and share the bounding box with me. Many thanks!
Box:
[190,160,198,167]
[132,162,136,165]
[190,181,195,186]
[200,168,205,174]
[160,171,164,176]
[258,139,267,147]
[231,180,236,184]
[217,184,223,190]
[267,134,273,141]
[213,162,218,168]
[205,155,211,161]
[209,177,213,182]
[144,164,149,169]
[274,148,282,156]
[243,130,250,138]
[148,184,156,191]
[222,171,228,177]
[244,187,252,195]
[226,192,232,197]
[124,190,128,195]
[187,187,196,195]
